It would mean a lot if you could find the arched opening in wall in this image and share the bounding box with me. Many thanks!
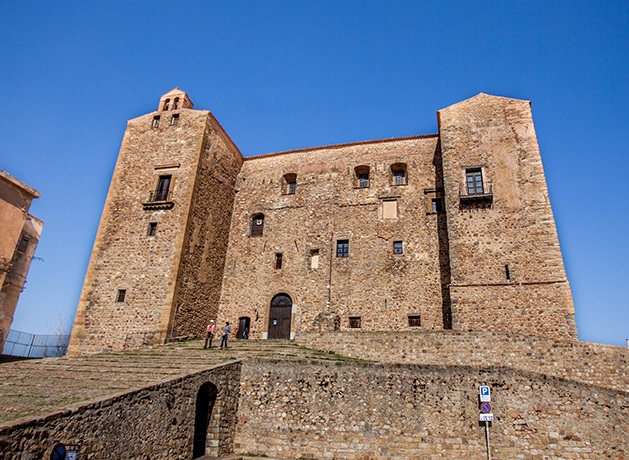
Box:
[163,98,170,111]
[192,382,218,458]
[250,214,264,237]
[390,163,408,185]
[354,165,370,188]
[237,316,251,339]
[282,173,297,194]
[268,293,292,339]
[173,97,180,109]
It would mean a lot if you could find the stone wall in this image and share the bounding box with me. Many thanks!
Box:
[172,115,243,338]
[218,136,447,337]
[0,362,241,460]
[236,359,627,459]
[297,330,629,391]
[438,94,577,339]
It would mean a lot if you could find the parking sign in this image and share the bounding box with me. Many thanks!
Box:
[479,386,491,402]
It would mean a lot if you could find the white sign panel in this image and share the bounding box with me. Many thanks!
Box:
[479,385,491,402]
[479,413,494,422]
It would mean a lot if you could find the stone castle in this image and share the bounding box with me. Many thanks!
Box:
[69,89,577,354]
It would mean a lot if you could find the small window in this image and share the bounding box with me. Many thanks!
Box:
[116,289,127,303]
[16,236,29,254]
[466,168,484,195]
[163,99,170,111]
[148,222,157,236]
[408,315,421,327]
[393,241,403,254]
[431,198,443,213]
[354,166,370,188]
[170,114,179,126]
[336,239,349,258]
[173,97,180,110]
[391,163,407,185]
[310,249,320,269]
[349,316,362,328]
[275,253,283,269]
[154,175,172,201]
[251,214,264,237]
[283,173,297,195]
[152,116,160,128]
[505,264,511,281]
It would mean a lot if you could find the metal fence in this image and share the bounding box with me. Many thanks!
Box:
[2,329,69,358]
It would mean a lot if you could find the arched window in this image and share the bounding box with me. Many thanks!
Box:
[283,173,297,195]
[390,163,407,185]
[354,165,370,188]
[250,214,264,237]
[163,99,170,111]
[173,97,180,109]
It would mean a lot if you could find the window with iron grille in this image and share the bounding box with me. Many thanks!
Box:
[408,315,421,327]
[466,168,484,195]
[116,289,126,303]
[336,239,349,258]
[354,165,370,188]
[393,241,403,254]
[349,316,361,328]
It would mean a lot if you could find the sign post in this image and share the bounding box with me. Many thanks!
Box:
[479,386,493,460]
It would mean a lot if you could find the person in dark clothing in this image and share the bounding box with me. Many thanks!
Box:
[220,322,231,349]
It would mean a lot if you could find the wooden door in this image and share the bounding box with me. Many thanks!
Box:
[268,294,292,339]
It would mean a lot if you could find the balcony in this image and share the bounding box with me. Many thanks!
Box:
[459,181,493,208]
[142,190,175,210]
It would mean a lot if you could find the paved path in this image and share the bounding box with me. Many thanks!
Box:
[0,339,354,424]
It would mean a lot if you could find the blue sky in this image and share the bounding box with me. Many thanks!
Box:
[1,1,627,346]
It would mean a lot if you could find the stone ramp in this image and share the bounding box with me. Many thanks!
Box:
[0,339,353,424]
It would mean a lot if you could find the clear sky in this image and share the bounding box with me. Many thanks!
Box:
[1,1,627,346]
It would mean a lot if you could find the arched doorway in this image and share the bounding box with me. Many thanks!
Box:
[192,382,218,458]
[268,293,292,339]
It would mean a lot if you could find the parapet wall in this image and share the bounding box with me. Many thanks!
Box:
[0,362,241,460]
[236,359,628,459]
[296,331,628,391]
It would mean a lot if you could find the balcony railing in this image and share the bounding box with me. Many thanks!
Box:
[459,181,493,206]
[142,190,174,210]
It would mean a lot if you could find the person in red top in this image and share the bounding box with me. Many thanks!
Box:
[203,320,216,349]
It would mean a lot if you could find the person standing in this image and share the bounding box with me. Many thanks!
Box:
[203,320,216,349]
[220,321,231,350]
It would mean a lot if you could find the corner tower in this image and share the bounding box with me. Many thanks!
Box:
[69,89,243,354]
[438,94,577,339]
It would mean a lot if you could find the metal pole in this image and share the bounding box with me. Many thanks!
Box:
[485,421,491,460]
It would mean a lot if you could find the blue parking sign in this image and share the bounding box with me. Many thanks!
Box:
[479,386,491,402]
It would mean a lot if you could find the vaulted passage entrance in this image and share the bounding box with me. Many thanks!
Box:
[268,293,292,339]
[192,382,218,458]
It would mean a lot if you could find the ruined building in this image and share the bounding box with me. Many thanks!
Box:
[0,170,43,352]
[69,89,577,354]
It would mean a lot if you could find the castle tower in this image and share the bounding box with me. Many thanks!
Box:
[438,94,577,339]
[68,89,243,354]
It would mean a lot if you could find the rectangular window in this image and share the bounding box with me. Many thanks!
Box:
[116,289,127,303]
[431,198,443,213]
[393,241,403,254]
[382,200,398,219]
[16,236,30,254]
[394,170,405,185]
[170,114,179,126]
[310,249,320,269]
[155,175,172,201]
[287,181,297,194]
[408,315,421,327]
[349,316,362,328]
[466,168,484,195]
[148,222,157,236]
[336,239,349,258]
[152,116,160,128]
[358,173,369,188]
[275,253,283,269]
